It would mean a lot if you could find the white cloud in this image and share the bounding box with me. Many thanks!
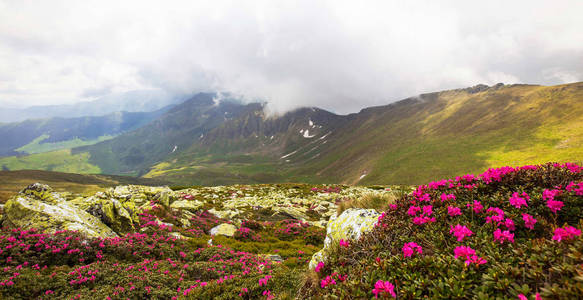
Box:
[0,0,581,113]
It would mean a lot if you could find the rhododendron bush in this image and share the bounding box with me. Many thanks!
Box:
[300,163,583,299]
[0,210,325,298]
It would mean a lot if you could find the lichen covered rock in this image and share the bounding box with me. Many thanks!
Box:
[2,183,117,238]
[71,185,174,235]
[209,223,237,237]
[170,200,203,212]
[309,208,380,269]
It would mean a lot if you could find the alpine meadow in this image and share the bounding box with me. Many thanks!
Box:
[0,1,582,299]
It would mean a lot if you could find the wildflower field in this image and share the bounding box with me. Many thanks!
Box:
[0,163,582,299]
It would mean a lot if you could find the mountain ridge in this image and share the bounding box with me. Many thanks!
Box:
[1,82,582,185]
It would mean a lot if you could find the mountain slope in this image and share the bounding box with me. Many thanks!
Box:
[146,82,583,185]
[3,82,582,185]
[0,109,166,157]
[74,93,257,176]
[310,82,583,184]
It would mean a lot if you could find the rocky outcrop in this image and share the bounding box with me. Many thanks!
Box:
[2,183,118,238]
[70,185,175,235]
[309,208,380,269]
[209,223,237,237]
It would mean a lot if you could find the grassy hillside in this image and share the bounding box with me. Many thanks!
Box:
[297,82,583,184]
[0,149,101,174]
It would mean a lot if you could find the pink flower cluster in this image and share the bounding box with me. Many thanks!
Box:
[509,192,530,209]
[320,275,336,288]
[522,213,537,230]
[258,275,272,286]
[453,246,487,266]
[447,206,462,217]
[552,226,581,242]
[440,193,456,202]
[372,280,396,298]
[543,189,564,213]
[485,207,505,224]
[449,225,473,242]
[409,205,436,225]
[466,200,483,214]
[493,229,515,244]
[402,242,422,258]
[566,181,583,195]
[339,239,350,247]
[315,262,325,272]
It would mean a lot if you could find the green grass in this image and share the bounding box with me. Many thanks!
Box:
[0,149,101,174]
[16,134,115,154]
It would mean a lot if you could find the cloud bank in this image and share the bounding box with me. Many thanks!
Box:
[0,0,582,113]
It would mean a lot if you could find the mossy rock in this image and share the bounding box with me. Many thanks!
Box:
[209,223,237,237]
[170,200,203,212]
[3,183,117,238]
[309,208,380,269]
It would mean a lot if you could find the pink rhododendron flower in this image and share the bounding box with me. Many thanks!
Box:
[402,242,422,258]
[503,218,515,231]
[422,205,433,216]
[339,239,350,247]
[522,213,537,230]
[493,229,515,244]
[552,226,581,242]
[320,276,336,288]
[450,225,474,242]
[509,192,529,209]
[412,216,436,225]
[466,200,484,214]
[518,294,528,300]
[407,206,421,216]
[315,262,325,272]
[486,207,505,224]
[389,204,398,210]
[372,280,396,298]
[448,206,462,217]
[440,193,456,202]
[454,246,487,266]
[454,246,475,259]
[566,181,583,195]
[465,255,487,266]
[546,199,564,214]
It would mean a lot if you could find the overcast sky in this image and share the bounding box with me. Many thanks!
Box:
[0,0,582,114]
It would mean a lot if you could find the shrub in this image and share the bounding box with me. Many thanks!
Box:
[300,163,583,299]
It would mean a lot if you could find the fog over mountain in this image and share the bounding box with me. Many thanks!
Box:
[0,89,184,122]
[0,0,582,114]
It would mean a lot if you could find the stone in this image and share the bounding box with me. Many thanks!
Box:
[309,208,381,269]
[271,206,308,221]
[265,254,283,263]
[170,200,203,212]
[209,223,237,237]
[2,183,117,238]
[208,208,240,219]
